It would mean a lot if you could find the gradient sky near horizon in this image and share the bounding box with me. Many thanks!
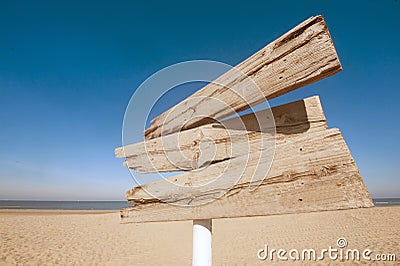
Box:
[1,1,399,200]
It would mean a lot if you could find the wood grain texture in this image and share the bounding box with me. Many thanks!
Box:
[116,96,327,173]
[144,15,341,140]
[121,128,374,223]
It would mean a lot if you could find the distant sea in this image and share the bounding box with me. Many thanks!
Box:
[373,198,400,207]
[0,199,398,210]
[0,200,130,210]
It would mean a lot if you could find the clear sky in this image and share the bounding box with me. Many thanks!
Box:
[0,0,399,200]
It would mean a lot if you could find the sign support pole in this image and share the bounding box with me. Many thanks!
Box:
[192,219,212,266]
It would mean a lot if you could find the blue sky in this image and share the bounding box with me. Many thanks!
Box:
[0,0,399,200]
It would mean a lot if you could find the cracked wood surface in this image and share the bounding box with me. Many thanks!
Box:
[116,96,327,173]
[144,15,342,140]
[121,128,374,223]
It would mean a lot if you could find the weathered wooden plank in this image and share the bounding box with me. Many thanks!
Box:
[116,96,327,173]
[144,15,341,140]
[221,95,327,134]
[120,129,374,223]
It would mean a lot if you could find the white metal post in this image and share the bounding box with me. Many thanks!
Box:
[192,219,212,266]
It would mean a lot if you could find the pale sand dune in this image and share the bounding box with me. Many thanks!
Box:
[0,207,399,265]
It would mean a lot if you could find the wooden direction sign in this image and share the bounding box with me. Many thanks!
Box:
[116,15,373,224]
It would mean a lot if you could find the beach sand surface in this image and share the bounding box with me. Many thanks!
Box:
[0,207,399,265]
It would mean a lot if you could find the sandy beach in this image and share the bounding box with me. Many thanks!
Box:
[0,206,399,265]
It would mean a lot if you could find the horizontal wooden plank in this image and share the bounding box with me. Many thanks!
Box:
[120,129,374,223]
[144,15,341,140]
[116,96,327,173]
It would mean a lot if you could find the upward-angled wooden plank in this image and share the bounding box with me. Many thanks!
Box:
[144,15,341,140]
[116,96,327,173]
[121,128,373,223]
